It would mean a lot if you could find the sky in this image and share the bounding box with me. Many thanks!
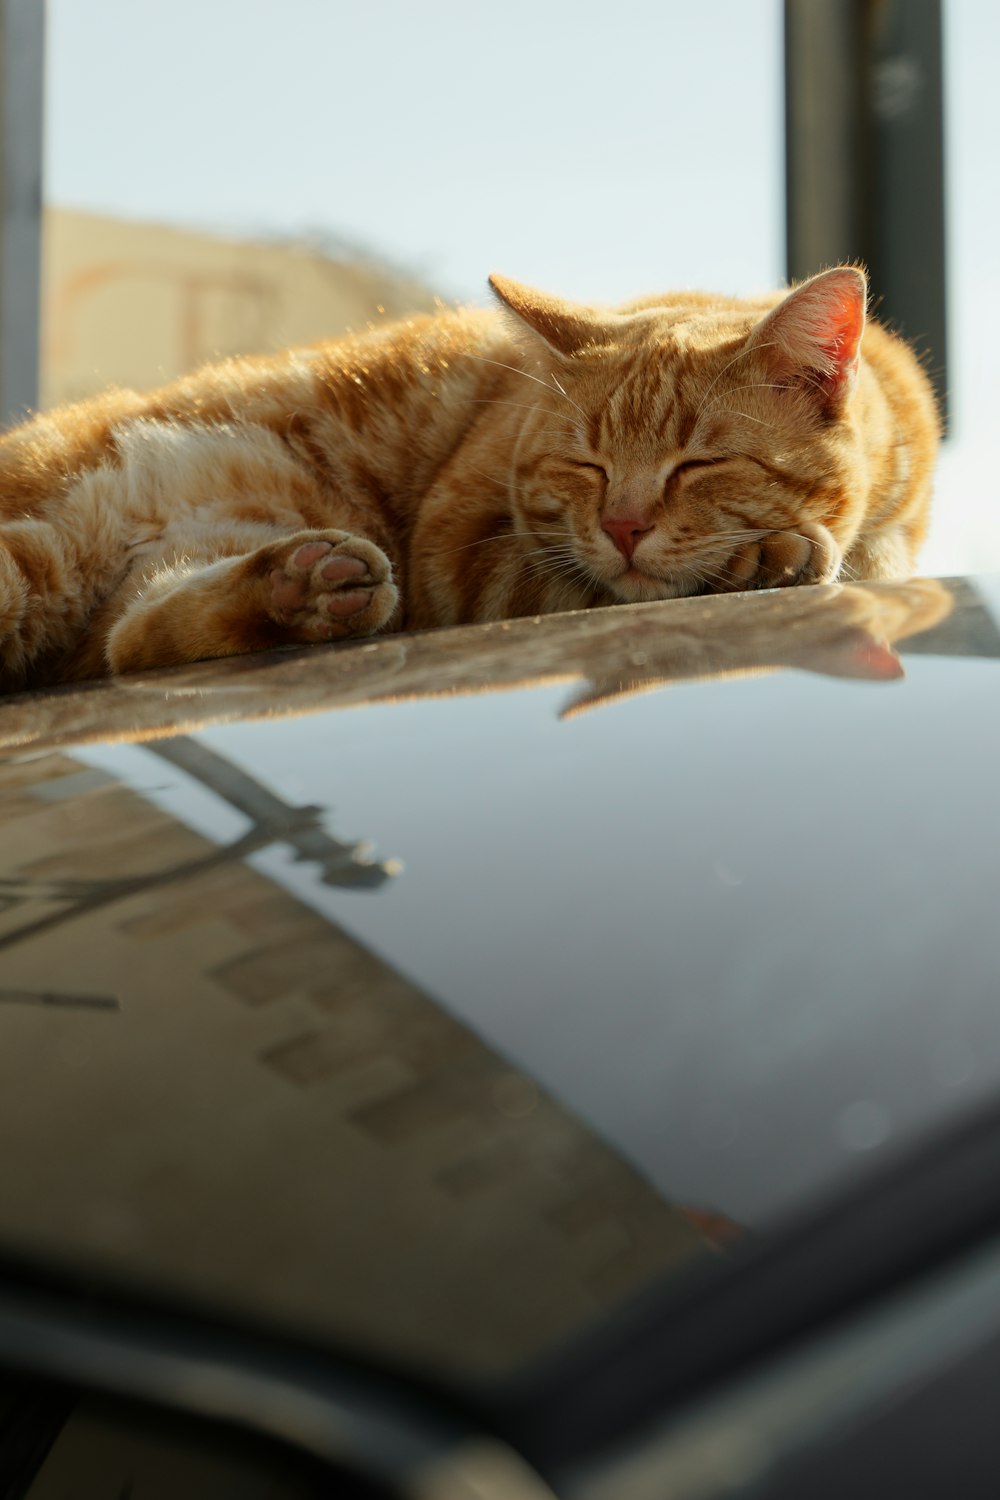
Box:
[45,0,784,302]
[43,0,1000,573]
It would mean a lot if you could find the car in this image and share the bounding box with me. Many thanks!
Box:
[2,573,1000,1498]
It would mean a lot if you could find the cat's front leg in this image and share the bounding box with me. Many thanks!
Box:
[106,529,399,674]
[719,521,842,592]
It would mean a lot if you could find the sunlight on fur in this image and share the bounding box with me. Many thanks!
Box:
[0,267,938,691]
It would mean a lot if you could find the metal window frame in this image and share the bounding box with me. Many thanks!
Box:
[0,0,43,430]
[784,0,948,426]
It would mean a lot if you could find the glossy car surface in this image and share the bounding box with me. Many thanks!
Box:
[2,574,1000,1497]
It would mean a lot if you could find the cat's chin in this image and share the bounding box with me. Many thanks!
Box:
[606,568,691,603]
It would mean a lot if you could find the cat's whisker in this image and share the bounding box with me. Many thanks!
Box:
[694,340,781,419]
[778,531,850,582]
[440,533,517,556]
[714,382,788,398]
[469,399,577,425]
[528,558,586,584]
[700,386,787,428]
[549,373,586,419]
[691,550,755,571]
[523,537,576,551]
[521,551,581,568]
[671,538,764,566]
[701,406,773,430]
[469,398,547,413]
[546,573,585,612]
[464,463,515,490]
[463,353,587,419]
[536,567,581,603]
[696,528,767,545]
[521,534,577,555]
[527,531,575,549]
[526,548,595,588]
[441,526,574,558]
[695,565,737,590]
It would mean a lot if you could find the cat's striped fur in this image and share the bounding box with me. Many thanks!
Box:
[0,266,938,689]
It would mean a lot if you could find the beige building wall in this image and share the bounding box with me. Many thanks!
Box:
[40,208,439,409]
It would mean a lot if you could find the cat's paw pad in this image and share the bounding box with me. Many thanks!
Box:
[267,532,398,640]
[722,523,841,592]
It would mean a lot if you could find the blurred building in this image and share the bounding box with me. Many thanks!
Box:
[40,208,438,408]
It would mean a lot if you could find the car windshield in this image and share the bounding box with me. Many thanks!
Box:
[2,576,1000,1385]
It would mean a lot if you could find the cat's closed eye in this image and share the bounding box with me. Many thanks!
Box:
[573,460,607,478]
[672,457,726,479]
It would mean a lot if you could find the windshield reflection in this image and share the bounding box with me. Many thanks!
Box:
[0,734,728,1379]
[1,574,1000,1377]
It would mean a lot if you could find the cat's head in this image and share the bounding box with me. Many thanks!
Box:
[489,267,869,601]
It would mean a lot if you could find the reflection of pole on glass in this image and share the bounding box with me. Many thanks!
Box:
[0,734,401,958]
[146,735,401,889]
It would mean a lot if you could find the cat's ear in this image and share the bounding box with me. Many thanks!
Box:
[489,274,606,357]
[748,266,867,414]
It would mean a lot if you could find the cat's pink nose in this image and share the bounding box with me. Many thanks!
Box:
[602,516,652,561]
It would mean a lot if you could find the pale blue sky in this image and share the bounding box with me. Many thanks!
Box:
[44,0,1000,573]
[45,0,784,301]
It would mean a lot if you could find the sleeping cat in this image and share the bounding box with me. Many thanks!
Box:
[0,265,938,690]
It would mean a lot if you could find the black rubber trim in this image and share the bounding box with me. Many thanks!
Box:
[8,1093,1000,1486]
[493,1093,1000,1471]
[0,1245,488,1489]
[0,1379,76,1498]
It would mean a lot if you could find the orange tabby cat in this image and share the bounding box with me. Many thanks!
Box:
[0,265,938,690]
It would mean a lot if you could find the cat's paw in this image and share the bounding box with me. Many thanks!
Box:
[721,522,841,592]
[267,531,398,640]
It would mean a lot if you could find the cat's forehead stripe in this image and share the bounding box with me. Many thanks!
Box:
[591,346,703,453]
